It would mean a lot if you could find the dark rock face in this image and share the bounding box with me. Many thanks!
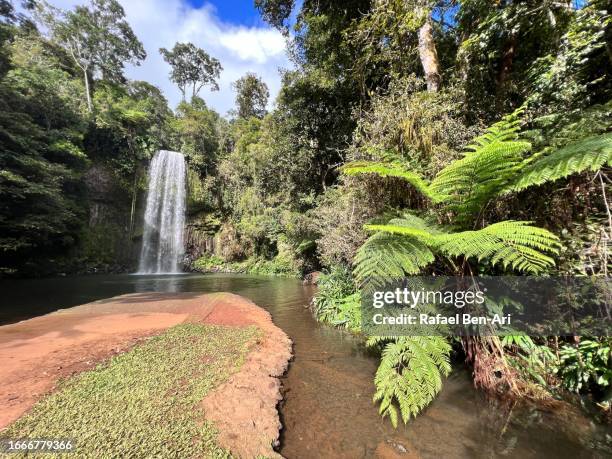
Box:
[80,163,143,274]
[184,213,221,262]
[184,208,234,274]
[84,164,115,203]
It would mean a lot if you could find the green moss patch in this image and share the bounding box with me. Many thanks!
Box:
[2,323,261,458]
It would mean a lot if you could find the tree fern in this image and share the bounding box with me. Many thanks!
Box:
[368,335,452,427]
[511,132,612,192]
[359,216,560,280]
[344,111,611,222]
[354,216,436,288]
[430,110,531,218]
[344,110,605,426]
[344,110,533,219]
[435,221,561,273]
[353,214,437,288]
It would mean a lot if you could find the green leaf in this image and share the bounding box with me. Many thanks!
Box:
[511,133,612,192]
[342,161,439,201]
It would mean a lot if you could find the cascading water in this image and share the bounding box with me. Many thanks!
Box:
[137,150,186,274]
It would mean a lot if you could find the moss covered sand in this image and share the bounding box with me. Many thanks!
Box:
[2,323,261,458]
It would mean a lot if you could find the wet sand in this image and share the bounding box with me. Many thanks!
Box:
[0,292,292,457]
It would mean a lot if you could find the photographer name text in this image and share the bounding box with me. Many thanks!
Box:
[371,312,512,326]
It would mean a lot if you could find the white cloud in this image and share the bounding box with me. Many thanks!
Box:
[218,28,286,63]
[36,0,292,115]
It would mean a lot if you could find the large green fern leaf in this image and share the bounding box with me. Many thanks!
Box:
[427,109,530,221]
[511,133,612,192]
[353,231,435,289]
[361,218,560,275]
[370,336,451,426]
[343,160,438,201]
[435,221,561,273]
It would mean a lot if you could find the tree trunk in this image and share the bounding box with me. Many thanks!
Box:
[418,16,441,92]
[83,68,92,112]
[495,33,517,112]
[457,28,470,85]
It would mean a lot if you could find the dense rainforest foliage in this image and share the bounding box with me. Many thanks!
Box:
[0,0,611,424]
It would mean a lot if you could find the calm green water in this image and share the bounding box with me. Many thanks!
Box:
[0,273,610,458]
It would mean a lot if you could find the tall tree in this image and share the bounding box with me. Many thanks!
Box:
[36,0,146,112]
[455,0,578,118]
[254,0,294,33]
[159,42,222,102]
[255,0,370,191]
[232,72,269,119]
[0,1,14,23]
[349,0,443,93]
[0,0,14,76]
[416,4,440,92]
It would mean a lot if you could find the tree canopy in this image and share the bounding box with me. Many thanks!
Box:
[159,42,222,102]
[232,72,269,119]
[36,0,145,111]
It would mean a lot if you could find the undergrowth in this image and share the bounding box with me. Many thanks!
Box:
[192,253,299,277]
[312,266,361,332]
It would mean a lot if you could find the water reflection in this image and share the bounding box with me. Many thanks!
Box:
[131,273,188,293]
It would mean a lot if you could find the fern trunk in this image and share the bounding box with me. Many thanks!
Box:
[463,335,519,395]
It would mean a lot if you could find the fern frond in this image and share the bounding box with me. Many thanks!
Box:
[431,140,531,216]
[467,108,523,148]
[364,214,442,242]
[363,224,433,244]
[429,109,531,219]
[511,133,612,192]
[361,218,560,275]
[353,231,435,289]
[372,336,451,425]
[435,221,561,273]
[342,161,438,201]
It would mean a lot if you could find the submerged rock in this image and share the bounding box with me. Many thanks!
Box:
[303,271,322,285]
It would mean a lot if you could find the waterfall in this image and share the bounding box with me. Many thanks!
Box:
[138,150,186,274]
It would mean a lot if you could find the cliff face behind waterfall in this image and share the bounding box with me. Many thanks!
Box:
[79,163,145,274]
[83,153,201,276]
[10,150,221,277]
[79,155,220,276]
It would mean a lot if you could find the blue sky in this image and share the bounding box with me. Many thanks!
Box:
[40,1,292,115]
[186,0,264,26]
